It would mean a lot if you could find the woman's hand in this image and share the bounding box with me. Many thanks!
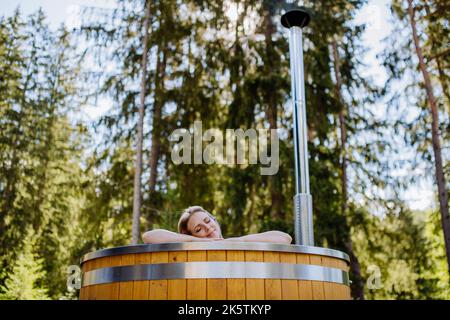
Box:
[219,231,292,244]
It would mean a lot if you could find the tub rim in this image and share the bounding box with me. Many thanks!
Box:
[81,242,350,264]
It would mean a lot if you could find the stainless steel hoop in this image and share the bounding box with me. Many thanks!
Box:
[82,262,349,286]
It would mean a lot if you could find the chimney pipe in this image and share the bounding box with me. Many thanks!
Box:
[281,9,314,246]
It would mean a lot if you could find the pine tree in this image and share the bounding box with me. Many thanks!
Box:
[0,229,50,300]
[132,0,152,245]
[0,9,91,298]
[386,0,450,275]
[406,0,450,275]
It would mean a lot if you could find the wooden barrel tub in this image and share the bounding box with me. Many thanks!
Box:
[79,242,351,300]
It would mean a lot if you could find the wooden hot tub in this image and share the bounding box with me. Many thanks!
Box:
[79,242,351,300]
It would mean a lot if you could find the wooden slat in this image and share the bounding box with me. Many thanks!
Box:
[245,251,264,300]
[149,251,169,300]
[226,251,246,300]
[339,258,351,299]
[79,261,88,300]
[80,260,94,300]
[311,280,327,300]
[321,256,351,300]
[89,257,110,300]
[81,255,121,300]
[334,283,343,300]
[168,251,187,300]
[187,251,207,300]
[342,284,351,300]
[207,250,227,300]
[84,260,97,300]
[119,254,135,300]
[82,260,94,272]
[226,250,245,261]
[133,253,152,300]
[309,255,325,300]
[280,253,299,300]
[333,259,351,300]
[321,256,337,300]
[108,255,122,300]
[297,254,312,300]
[106,255,123,267]
[95,256,112,300]
[79,287,86,300]
[337,259,350,272]
[279,252,297,264]
[90,258,103,300]
[264,251,281,300]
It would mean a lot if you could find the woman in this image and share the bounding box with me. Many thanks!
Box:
[142,205,292,244]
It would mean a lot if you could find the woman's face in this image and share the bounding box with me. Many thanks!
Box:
[187,210,222,239]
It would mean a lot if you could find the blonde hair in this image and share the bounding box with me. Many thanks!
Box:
[177,206,216,235]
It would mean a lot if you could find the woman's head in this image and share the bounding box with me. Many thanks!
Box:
[177,206,222,239]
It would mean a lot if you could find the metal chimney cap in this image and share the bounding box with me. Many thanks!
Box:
[281,9,311,29]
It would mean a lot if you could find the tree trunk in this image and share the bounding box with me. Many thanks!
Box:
[408,0,450,274]
[148,44,167,195]
[132,0,151,245]
[264,9,282,220]
[332,39,365,300]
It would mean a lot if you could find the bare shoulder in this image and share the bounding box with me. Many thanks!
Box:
[224,230,292,244]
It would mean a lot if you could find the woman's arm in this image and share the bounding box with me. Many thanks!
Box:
[222,231,292,244]
[142,229,219,244]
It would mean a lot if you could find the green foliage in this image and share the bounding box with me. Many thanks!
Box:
[420,210,450,299]
[352,207,450,299]
[0,229,50,300]
[0,9,90,299]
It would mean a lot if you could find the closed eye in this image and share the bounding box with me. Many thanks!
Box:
[194,218,212,233]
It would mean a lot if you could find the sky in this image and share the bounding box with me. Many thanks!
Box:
[0,0,115,28]
[0,0,436,211]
